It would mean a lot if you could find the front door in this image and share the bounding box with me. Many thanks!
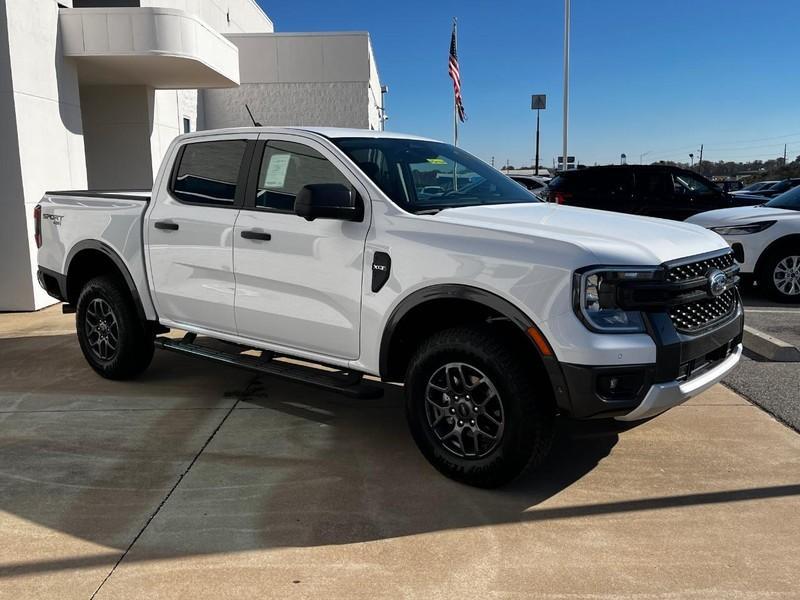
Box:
[233,135,370,360]
[147,135,254,334]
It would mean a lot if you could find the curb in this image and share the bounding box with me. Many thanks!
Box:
[743,325,800,362]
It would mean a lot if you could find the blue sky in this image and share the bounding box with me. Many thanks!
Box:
[261,1,800,168]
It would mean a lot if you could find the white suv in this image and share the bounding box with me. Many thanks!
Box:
[688,186,800,302]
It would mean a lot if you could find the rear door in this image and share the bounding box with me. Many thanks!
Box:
[571,170,634,213]
[146,134,256,334]
[232,134,370,360]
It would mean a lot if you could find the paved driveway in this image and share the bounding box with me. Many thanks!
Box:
[1,307,799,599]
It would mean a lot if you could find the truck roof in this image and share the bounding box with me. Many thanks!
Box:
[177,126,437,142]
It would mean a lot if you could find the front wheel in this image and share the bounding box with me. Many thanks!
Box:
[760,251,800,303]
[76,276,154,379]
[405,327,555,488]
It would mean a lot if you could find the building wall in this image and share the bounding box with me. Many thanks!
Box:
[139,0,273,34]
[81,85,153,189]
[367,41,383,130]
[204,81,371,130]
[202,33,381,131]
[0,0,87,310]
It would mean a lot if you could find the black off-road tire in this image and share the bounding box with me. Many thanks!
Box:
[76,276,154,379]
[758,250,800,303]
[405,327,555,488]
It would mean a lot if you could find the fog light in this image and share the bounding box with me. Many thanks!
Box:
[597,371,646,400]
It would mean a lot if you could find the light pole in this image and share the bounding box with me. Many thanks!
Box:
[531,94,546,176]
[561,0,570,172]
[639,151,651,164]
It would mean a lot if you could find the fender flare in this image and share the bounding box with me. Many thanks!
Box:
[378,284,549,365]
[378,284,570,410]
[65,240,148,322]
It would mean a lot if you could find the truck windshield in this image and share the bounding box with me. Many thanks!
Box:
[333,137,538,213]
[766,185,800,210]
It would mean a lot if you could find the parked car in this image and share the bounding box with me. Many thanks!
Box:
[755,178,800,199]
[715,180,744,193]
[731,180,778,196]
[509,175,549,194]
[547,165,765,220]
[35,127,743,487]
[687,185,800,302]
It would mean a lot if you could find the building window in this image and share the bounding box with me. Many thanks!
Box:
[171,140,247,206]
[183,117,191,134]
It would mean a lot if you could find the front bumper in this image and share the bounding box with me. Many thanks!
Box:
[615,343,741,421]
[558,301,744,419]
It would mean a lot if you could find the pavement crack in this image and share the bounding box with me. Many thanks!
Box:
[88,377,259,599]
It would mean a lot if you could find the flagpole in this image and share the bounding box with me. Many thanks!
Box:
[453,17,458,148]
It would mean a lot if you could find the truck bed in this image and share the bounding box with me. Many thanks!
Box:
[37,189,156,320]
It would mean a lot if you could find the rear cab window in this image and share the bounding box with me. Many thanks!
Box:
[171,140,248,206]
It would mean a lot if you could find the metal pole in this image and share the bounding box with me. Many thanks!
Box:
[562,0,570,172]
[535,108,541,176]
[453,18,458,149]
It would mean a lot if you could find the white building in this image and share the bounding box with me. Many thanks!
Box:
[0,0,384,311]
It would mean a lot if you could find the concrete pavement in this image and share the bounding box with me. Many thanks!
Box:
[1,306,799,599]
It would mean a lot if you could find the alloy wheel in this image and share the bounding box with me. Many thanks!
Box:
[773,255,800,297]
[85,297,120,361]
[424,362,505,458]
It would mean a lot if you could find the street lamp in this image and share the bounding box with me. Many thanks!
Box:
[639,151,651,164]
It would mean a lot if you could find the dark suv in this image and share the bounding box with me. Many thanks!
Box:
[547,165,764,220]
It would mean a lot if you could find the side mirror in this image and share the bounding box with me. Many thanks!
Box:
[294,184,364,222]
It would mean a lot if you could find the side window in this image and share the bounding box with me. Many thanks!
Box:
[255,140,350,211]
[172,140,247,206]
[583,172,631,199]
[635,171,671,199]
[673,172,714,195]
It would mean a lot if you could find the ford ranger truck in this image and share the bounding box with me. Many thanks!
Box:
[35,127,743,487]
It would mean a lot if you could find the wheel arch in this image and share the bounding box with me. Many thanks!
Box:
[378,284,570,411]
[754,234,800,277]
[65,240,148,322]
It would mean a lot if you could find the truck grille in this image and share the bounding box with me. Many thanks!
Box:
[666,252,736,283]
[668,287,738,333]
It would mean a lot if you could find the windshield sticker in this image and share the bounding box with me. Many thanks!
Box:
[426,157,447,165]
[263,154,291,187]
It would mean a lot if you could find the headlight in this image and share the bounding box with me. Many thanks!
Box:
[573,268,661,333]
[709,221,776,235]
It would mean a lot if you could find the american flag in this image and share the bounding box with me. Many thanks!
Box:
[449,21,466,123]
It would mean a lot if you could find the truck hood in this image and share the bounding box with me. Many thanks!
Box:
[435,202,728,265]
[686,205,797,227]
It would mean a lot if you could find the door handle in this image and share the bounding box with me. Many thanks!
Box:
[241,230,271,241]
[154,221,179,231]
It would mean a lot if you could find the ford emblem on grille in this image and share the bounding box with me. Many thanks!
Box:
[708,269,728,297]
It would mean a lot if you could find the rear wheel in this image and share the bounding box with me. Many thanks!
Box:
[76,276,154,379]
[405,327,554,488]
[760,251,800,303]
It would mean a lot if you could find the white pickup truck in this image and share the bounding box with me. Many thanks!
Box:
[36,127,743,487]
